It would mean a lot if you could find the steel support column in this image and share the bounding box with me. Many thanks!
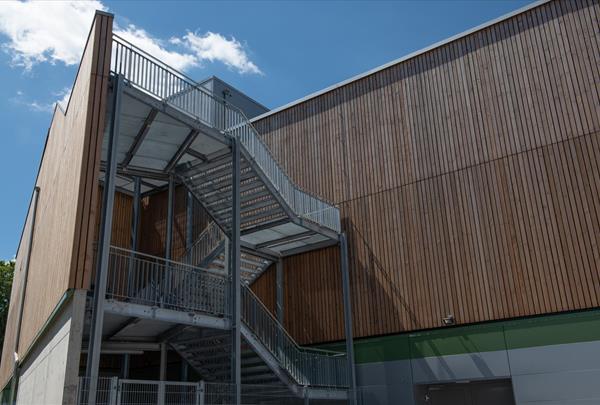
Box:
[230,138,242,404]
[340,233,357,405]
[86,74,124,405]
[122,354,130,379]
[276,260,284,323]
[127,177,140,297]
[160,343,167,381]
[186,191,193,253]
[131,177,141,250]
[165,175,174,261]
[181,360,188,382]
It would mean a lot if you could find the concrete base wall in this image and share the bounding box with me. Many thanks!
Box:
[355,339,600,405]
[15,290,86,405]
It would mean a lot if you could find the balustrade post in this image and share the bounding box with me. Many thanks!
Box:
[158,381,165,405]
[196,381,205,405]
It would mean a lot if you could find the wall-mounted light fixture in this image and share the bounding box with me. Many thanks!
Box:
[442,314,455,326]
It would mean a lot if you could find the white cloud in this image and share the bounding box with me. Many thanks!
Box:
[10,87,71,113]
[176,32,262,75]
[0,1,105,70]
[54,87,71,110]
[0,1,262,75]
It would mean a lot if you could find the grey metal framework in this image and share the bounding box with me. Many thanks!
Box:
[84,33,356,404]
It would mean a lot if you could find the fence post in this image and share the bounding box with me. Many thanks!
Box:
[158,381,165,405]
[116,380,123,405]
[196,381,205,405]
[109,377,119,405]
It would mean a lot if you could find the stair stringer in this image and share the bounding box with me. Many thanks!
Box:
[240,324,348,401]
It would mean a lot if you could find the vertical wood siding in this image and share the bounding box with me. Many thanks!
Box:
[0,13,113,388]
[252,0,600,344]
[137,187,212,260]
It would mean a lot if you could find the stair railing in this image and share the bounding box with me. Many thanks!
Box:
[105,246,228,317]
[181,221,224,267]
[111,35,340,234]
[241,285,348,388]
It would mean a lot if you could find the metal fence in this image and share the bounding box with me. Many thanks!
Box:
[242,286,348,388]
[111,35,340,234]
[79,378,350,405]
[106,246,228,317]
[77,377,114,405]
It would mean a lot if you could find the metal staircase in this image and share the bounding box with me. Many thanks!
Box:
[112,34,340,261]
[169,329,282,386]
[167,283,348,396]
[182,221,273,283]
[173,221,347,393]
[105,35,349,401]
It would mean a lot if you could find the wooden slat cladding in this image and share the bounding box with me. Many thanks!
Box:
[138,187,212,260]
[72,12,114,290]
[250,264,277,316]
[93,188,133,250]
[0,13,113,389]
[255,0,600,205]
[252,0,600,344]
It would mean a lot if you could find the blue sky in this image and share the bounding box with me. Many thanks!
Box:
[0,0,534,260]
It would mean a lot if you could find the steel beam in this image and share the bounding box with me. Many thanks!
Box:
[122,109,158,167]
[340,233,357,405]
[107,317,141,340]
[87,74,124,405]
[230,138,241,404]
[280,238,338,257]
[255,230,315,250]
[122,86,231,147]
[164,129,200,173]
[103,300,230,330]
[186,148,208,162]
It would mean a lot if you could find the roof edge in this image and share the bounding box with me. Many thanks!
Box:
[250,0,550,123]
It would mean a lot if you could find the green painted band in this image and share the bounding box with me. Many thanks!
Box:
[318,309,600,364]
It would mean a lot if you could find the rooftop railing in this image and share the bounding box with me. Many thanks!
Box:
[111,35,340,234]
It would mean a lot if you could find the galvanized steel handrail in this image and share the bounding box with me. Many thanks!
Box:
[181,221,224,267]
[242,285,349,388]
[111,35,340,233]
[105,246,228,317]
[96,245,347,388]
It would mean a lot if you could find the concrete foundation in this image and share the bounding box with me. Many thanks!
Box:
[15,290,86,405]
